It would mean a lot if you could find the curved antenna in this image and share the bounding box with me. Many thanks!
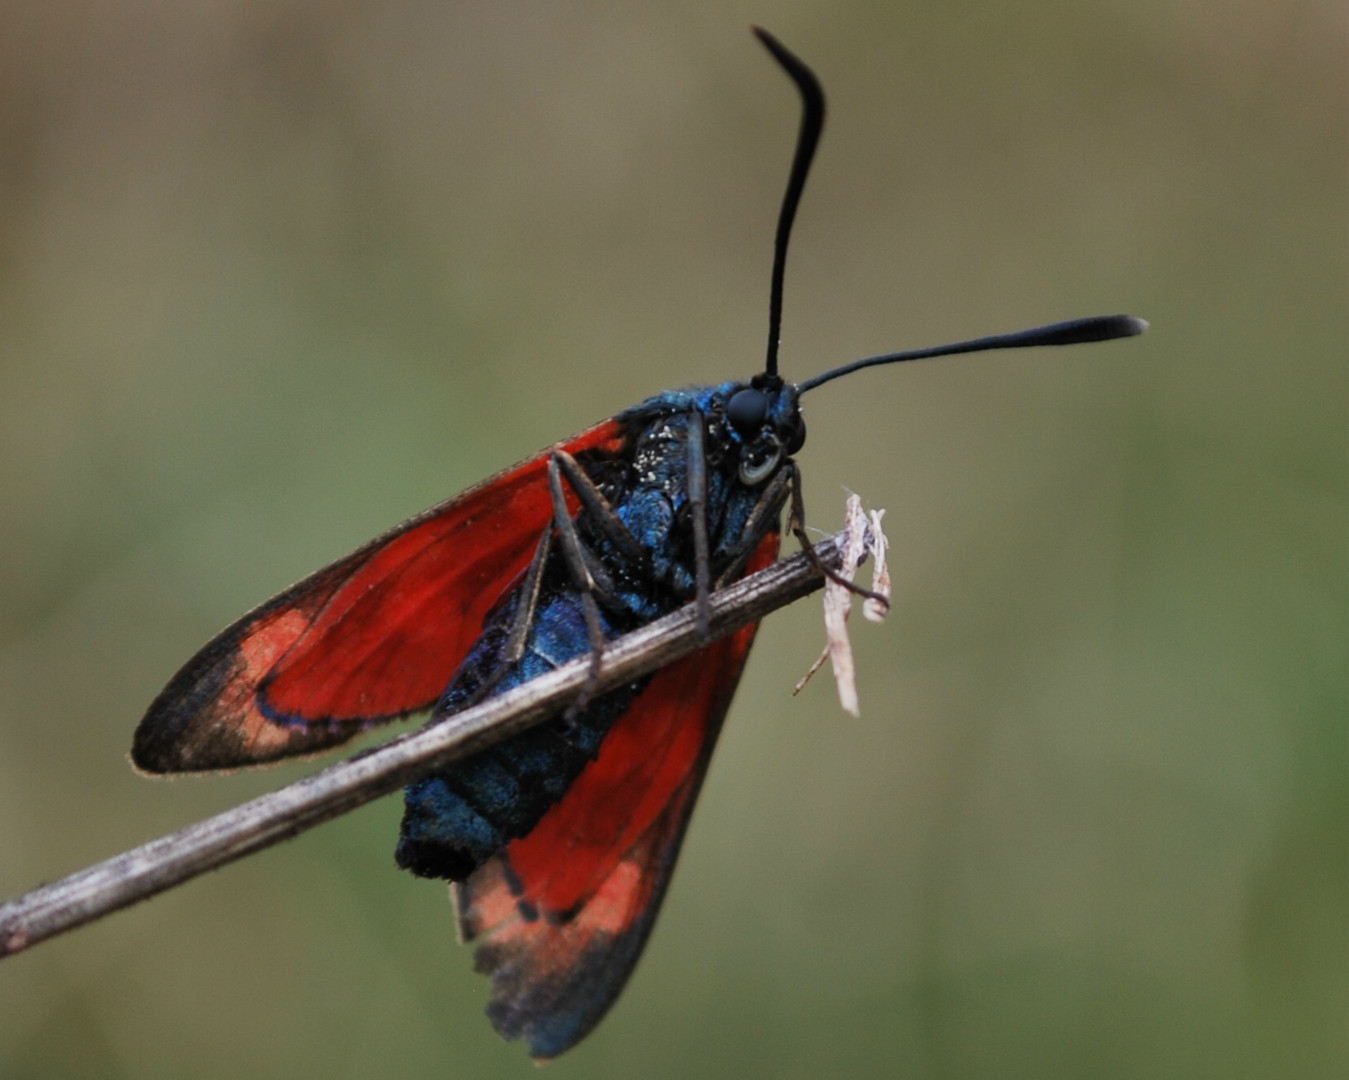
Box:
[753,27,825,381]
[797,314,1148,393]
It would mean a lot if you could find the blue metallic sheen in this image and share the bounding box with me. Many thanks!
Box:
[395,380,798,882]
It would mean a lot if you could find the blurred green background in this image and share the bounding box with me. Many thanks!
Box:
[1,2,1345,1077]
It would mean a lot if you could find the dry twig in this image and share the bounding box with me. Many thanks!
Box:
[0,531,849,958]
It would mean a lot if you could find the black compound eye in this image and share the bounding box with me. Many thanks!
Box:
[784,415,806,455]
[726,388,769,435]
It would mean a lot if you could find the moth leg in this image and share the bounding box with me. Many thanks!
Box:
[552,449,650,572]
[713,465,792,589]
[551,450,655,610]
[546,454,624,600]
[547,455,613,718]
[453,526,555,711]
[788,461,891,611]
[685,410,712,639]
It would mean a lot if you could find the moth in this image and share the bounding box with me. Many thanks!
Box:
[132,28,1144,1058]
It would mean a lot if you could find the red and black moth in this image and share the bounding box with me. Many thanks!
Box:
[131,29,1145,1058]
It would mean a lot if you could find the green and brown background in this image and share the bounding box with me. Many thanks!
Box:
[1,3,1345,1077]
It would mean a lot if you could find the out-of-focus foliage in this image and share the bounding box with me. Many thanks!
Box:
[2,3,1345,1077]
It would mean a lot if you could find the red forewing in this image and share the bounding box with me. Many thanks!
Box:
[132,419,625,773]
[453,534,780,1059]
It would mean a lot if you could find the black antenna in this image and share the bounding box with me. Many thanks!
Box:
[754,27,824,381]
[797,314,1148,393]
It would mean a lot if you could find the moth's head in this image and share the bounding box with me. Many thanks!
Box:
[713,375,805,487]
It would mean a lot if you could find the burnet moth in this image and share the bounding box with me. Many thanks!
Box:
[131,28,1146,1059]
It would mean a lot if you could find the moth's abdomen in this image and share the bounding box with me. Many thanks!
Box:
[395,588,649,881]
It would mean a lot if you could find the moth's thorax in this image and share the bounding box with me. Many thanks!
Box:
[621,379,804,491]
[596,380,800,602]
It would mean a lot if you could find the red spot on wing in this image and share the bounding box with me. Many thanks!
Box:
[132,420,626,772]
[454,533,780,1058]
